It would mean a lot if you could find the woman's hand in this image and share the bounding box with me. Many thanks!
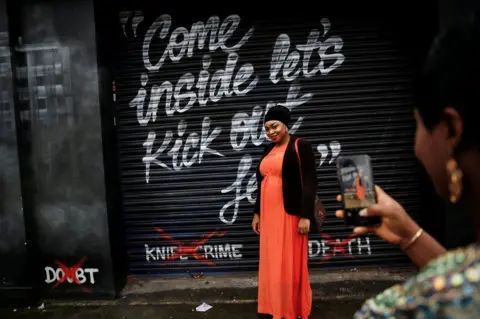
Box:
[298,218,310,235]
[252,213,260,235]
[335,185,420,248]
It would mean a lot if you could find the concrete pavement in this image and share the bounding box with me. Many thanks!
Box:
[0,268,414,319]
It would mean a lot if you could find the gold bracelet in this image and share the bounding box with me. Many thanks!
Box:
[403,228,423,251]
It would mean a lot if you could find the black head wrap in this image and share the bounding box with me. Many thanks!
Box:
[264,106,291,127]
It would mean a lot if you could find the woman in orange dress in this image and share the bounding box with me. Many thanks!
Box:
[355,172,365,201]
[252,106,318,319]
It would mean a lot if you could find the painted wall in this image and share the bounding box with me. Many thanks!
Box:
[0,0,463,301]
[0,0,32,305]
[7,0,120,298]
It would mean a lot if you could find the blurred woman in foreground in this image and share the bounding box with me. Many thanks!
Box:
[337,14,480,318]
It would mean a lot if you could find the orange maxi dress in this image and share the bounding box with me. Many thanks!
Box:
[355,174,365,200]
[257,143,312,319]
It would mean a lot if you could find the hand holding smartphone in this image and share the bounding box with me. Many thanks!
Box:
[336,155,381,228]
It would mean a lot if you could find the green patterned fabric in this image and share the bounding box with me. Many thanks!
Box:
[354,245,480,318]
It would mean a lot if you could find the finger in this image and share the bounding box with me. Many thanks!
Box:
[353,226,378,235]
[365,205,387,217]
[336,194,343,202]
[374,184,385,196]
[335,210,345,218]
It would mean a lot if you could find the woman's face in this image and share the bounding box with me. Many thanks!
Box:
[265,120,288,143]
[414,109,452,199]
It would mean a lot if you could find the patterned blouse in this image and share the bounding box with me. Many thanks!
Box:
[354,245,480,318]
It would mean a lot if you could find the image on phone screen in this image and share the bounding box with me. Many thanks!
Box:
[337,155,379,227]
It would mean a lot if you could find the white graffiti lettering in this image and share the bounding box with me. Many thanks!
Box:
[131,53,258,122]
[270,18,345,84]
[164,53,258,116]
[143,14,254,72]
[44,267,99,285]
[129,73,173,126]
[308,237,372,258]
[219,154,257,224]
[145,244,243,261]
[317,141,342,167]
[142,117,223,181]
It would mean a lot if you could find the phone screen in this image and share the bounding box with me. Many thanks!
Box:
[336,155,380,227]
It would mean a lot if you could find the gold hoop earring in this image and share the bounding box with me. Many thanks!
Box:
[446,158,463,203]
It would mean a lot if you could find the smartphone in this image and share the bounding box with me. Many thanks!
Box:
[336,155,381,227]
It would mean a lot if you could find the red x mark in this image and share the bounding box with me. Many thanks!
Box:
[52,256,91,294]
[154,228,227,266]
[319,233,357,262]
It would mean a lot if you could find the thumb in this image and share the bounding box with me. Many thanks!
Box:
[374,184,386,196]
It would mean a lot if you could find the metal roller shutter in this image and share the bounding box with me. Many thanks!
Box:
[114,9,420,276]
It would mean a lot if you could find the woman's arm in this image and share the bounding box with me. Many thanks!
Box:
[400,226,447,269]
[337,185,448,270]
[297,139,318,220]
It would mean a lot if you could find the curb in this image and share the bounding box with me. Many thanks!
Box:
[39,268,414,308]
[45,294,368,307]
